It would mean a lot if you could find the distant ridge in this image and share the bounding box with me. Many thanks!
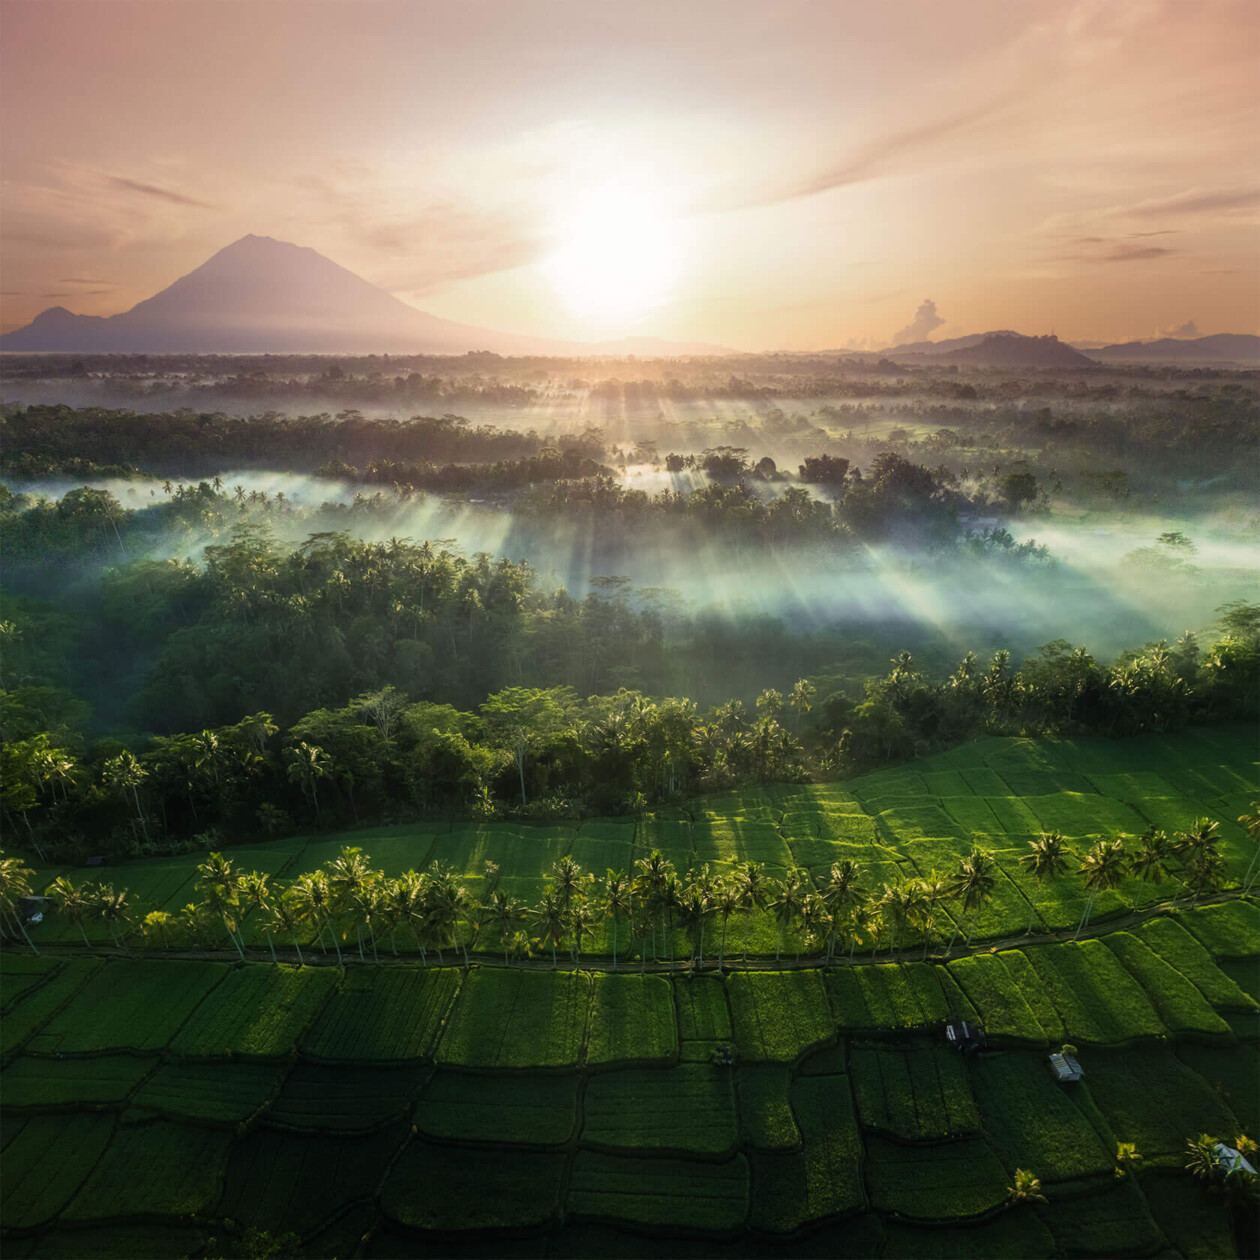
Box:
[0,235,734,357]
[1085,333,1259,364]
[884,331,1094,368]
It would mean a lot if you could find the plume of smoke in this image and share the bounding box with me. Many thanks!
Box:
[893,298,945,345]
[1157,318,1199,339]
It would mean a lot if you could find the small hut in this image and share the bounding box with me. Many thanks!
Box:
[944,1020,986,1055]
[1048,1051,1083,1082]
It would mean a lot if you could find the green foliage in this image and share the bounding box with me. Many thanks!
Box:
[1019,941,1164,1044]
[170,964,338,1058]
[302,967,460,1062]
[436,969,588,1068]
[727,970,834,1061]
[222,1122,409,1238]
[1034,1179,1163,1257]
[582,1065,738,1156]
[129,1061,285,1125]
[62,1120,233,1220]
[567,1150,749,1231]
[413,1071,579,1146]
[1082,1046,1242,1161]
[0,1113,117,1228]
[946,954,1049,1044]
[866,1135,1009,1220]
[0,958,101,1057]
[1174,1042,1259,1133]
[971,1053,1113,1181]
[735,1064,800,1150]
[850,1042,979,1140]
[1181,898,1260,959]
[31,960,228,1054]
[268,1064,428,1132]
[585,973,677,1065]
[1135,915,1258,1009]
[1,1053,156,1109]
[826,962,950,1033]
[382,1137,567,1230]
[1103,932,1232,1037]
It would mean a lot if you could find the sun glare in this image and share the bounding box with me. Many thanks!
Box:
[544,179,681,323]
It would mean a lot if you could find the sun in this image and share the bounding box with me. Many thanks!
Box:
[544,178,681,323]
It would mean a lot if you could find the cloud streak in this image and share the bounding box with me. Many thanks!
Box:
[103,175,217,210]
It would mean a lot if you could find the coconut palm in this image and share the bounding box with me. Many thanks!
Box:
[602,871,631,969]
[796,892,824,963]
[0,852,38,954]
[1183,846,1226,900]
[1007,1169,1047,1205]
[486,890,525,965]
[48,876,94,949]
[915,876,951,960]
[101,751,150,844]
[768,871,807,963]
[712,881,741,973]
[94,884,132,949]
[675,884,711,967]
[508,929,533,965]
[551,856,585,907]
[142,909,176,950]
[327,847,377,961]
[1238,805,1260,891]
[1184,1133,1224,1184]
[732,860,769,962]
[1114,1142,1142,1179]
[262,893,306,965]
[1076,837,1126,938]
[197,851,245,956]
[567,900,596,968]
[294,870,342,964]
[946,848,997,954]
[286,742,331,816]
[820,860,863,962]
[238,871,273,958]
[534,890,568,969]
[1128,827,1175,892]
[1018,831,1068,934]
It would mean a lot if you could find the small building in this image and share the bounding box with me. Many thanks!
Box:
[16,895,46,925]
[1049,1051,1083,1082]
[1213,1144,1257,1176]
[944,1020,986,1054]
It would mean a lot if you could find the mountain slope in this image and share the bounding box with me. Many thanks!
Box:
[884,331,1094,368]
[0,236,731,356]
[1086,334,1259,364]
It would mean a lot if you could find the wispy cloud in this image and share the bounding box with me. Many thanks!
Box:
[1126,186,1259,218]
[103,175,217,210]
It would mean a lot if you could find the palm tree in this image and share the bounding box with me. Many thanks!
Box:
[1114,1142,1142,1179]
[820,860,863,963]
[769,871,807,963]
[733,860,769,962]
[915,876,951,960]
[946,848,997,954]
[238,871,273,959]
[1129,827,1174,894]
[567,900,596,968]
[197,852,245,956]
[1238,805,1260,891]
[294,870,342,964]
[796,893,824,963]
[877,881,916,962]
[534,891,567,968]
[789,679,816,732]
[286,742,331,816]
[675,885,710,968]
[712,881,741,973]
[1007,1169,1047,1205]
[602,872,631,969]
[1018,831,1068,934]
[262,893,306,965]
[551,856,584,907]
[486,891,525,964]
[1076,838,1126,938]
[1184,1133,1224,1184]
[94,884,132,949]
[142,909,176,950]
[101,751,150,844]
[328,847,378,961]
[48,876,94,949]
[0,852,38,954]
[508,929,533,965]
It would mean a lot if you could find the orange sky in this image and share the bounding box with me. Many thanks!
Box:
[1,0,1257,348]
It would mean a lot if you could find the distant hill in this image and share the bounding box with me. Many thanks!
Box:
[884,331,1094,368]
[1085,334,1259,364]
[0,235,733,356]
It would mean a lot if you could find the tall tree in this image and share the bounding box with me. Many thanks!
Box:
[1018,831,1069,934]
[1076,838,1127,938]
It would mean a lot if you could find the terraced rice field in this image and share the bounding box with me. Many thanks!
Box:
[1,727,1256,1255]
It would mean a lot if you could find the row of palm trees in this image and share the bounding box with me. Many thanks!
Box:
[2,809,1251,965]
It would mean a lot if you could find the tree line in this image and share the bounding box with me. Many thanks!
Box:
[2,808,1254,964]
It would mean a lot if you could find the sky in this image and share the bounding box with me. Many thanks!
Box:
[1,0,1257,349]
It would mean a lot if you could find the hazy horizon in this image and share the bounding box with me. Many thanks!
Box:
[2,0,1258,349]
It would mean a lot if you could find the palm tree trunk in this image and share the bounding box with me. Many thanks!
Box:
[224,920,244,959]
[1075,891,1095,940]
[294,940,305,965]
[612,918,618,970]
[266,931,277,963]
